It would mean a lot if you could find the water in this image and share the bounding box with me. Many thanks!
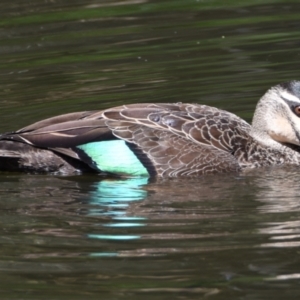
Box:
[1,0,300,298]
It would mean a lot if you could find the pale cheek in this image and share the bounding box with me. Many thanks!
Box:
[292,115,300,129]
[268,116,299,145]
[269,129,295,144]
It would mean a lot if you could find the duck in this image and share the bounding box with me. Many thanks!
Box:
[1,80,300,177]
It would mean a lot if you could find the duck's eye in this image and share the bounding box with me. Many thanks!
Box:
[294,106,300,116]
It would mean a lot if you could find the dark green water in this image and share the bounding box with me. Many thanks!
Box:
[1,0,300,299]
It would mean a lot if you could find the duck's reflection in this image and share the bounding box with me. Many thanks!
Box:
[252,168,300,251]
[87,177,148,242]
[88,177,148,215]
[8,167,300,262]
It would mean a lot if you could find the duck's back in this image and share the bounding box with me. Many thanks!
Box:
[0,103,252,176]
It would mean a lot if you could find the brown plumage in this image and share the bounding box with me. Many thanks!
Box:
[1,81,300,176]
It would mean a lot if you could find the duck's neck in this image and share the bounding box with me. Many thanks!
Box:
[250,90,286,151]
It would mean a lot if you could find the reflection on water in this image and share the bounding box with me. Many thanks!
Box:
[249,168,300,252]
[88,177,148,243]
[1,169,300,297]
[255,168,300,214]
[89,177,148,209]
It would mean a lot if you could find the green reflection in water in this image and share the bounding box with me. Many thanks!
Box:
[89,177,148,204]
[103,223,145,227]
[89,253,119,257]
[113,216,146,220]
[88,234,140,240]
[87,177,148,243]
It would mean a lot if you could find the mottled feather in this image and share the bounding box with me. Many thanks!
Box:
[1,91,300,176]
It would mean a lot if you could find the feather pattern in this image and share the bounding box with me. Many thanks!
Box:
[2,81,300,176]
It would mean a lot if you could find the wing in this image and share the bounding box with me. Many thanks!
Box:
[0,103,249,176]
[110,125,241,176]
[102,103,251,154]
[12,111,108,147]
[0,110,111,163]
[100,103,250,175]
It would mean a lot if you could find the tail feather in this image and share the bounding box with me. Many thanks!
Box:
[0,140,95,174]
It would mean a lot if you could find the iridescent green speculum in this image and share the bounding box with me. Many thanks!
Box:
[77,140,149,176]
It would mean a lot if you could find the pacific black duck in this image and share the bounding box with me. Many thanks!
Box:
[1,81,300,177]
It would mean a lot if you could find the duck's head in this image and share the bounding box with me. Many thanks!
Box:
[251,80,300,148]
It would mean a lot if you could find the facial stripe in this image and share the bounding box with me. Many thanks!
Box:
[280,90,300,103]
